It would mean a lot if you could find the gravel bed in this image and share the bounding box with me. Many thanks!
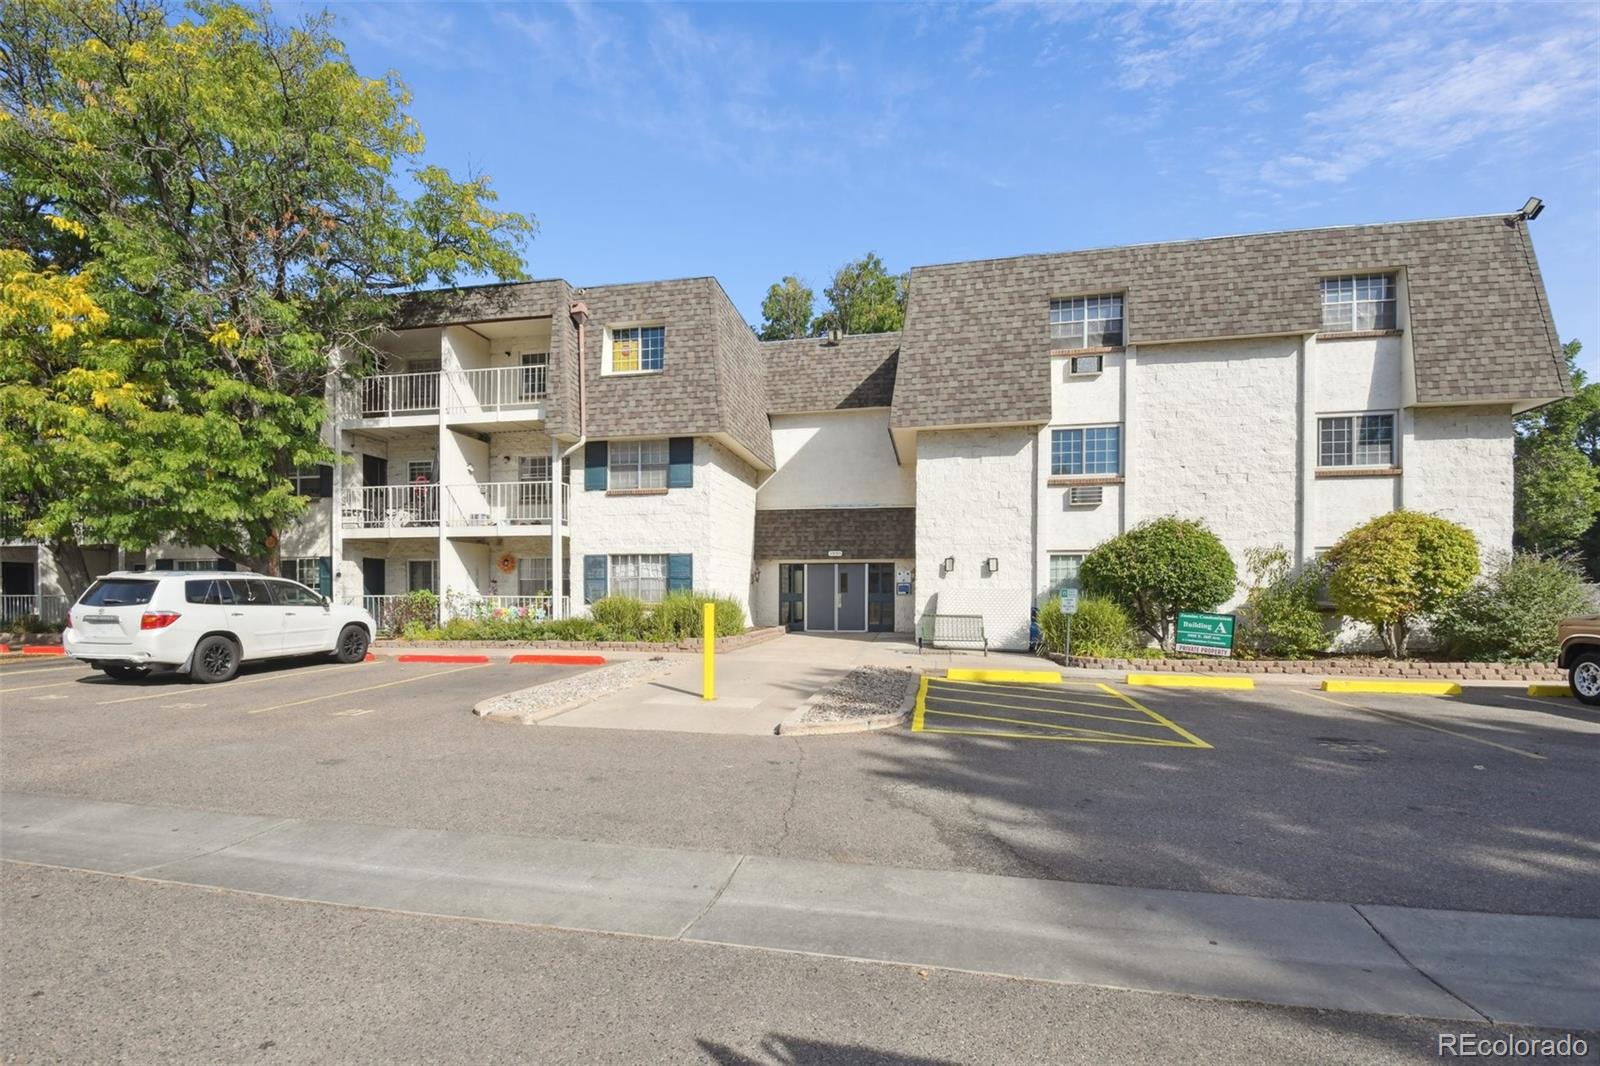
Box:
[796,666,917,723]
[474,657,675,722]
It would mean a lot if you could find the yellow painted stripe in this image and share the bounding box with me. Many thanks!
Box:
[919,725,1198,747]
[945,668,1062,684]
[931,677,1129,707]
[246,665,480,715]
[922,706,1186,741]
[1526,683,1571,698]
[912,675,929,731]
[1296,690,1544,761]
[1125,673,1255,690]
[1096,683,1214,750]
[921,690,1169,728]
[1321,679,1461,696]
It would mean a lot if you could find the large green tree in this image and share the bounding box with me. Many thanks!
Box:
[813,252,906,336]
[0,0,532,591]
[758,275,813,340]
[1513,339,1600,571]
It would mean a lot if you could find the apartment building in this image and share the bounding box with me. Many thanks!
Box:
[5,209,1570,649]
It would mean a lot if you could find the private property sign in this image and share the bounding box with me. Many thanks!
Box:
[1175,612,1235,656]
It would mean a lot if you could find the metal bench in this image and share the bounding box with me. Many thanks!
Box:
[917,613,987,655]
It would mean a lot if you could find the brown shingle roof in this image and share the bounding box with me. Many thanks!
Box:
[890,213,1570,430]
[761,333,899,414]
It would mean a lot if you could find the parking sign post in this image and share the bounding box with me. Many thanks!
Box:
[1058,587,1079,658]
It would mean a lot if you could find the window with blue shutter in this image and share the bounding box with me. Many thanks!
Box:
[584,555,608,603]
[667,554,692,593]
[667,437,694,488]
[317,556,333,596]
[584,441,608,491]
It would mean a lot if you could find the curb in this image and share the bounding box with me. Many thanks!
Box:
[1526,683,1572,698]
[776,672,919,736]
[473,659,676,726]
[396,653,490,665]
[947,667,1061,684]
[1322,679,1461,696]
[1127,672,1255,690]
[509,653,607,666]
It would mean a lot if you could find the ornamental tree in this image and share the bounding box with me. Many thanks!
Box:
[1326,511,1479,657]
[0,0,533,584]
[758,276,814,340]
[1080,517,1237,649]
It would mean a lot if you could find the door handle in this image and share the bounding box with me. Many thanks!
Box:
[284,611,296,616]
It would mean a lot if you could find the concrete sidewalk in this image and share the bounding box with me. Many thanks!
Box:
[536,632,1040,734]
[5,792,1596,1030]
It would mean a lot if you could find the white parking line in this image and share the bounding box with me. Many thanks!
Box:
[246,665,480,715]
[95,663,369,706]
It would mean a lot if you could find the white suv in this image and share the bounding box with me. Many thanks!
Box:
[64,571,376,683]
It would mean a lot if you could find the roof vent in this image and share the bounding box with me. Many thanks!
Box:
[826,328,841,345]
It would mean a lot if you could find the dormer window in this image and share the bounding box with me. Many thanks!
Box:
[1050,294,1123,350]
[1321,274,1396,332]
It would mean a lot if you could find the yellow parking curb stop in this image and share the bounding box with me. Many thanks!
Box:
[1125,673,1254,690]
[945,668,1062,684]
[1526,683,1571,698]
[1320,679,1461,695]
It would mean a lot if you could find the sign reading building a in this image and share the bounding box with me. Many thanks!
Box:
[1175,612,1235,656]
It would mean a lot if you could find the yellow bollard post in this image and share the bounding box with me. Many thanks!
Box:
[702,601,716,701]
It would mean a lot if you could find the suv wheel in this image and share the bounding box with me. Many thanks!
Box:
[102,664,151,682]
[333,624,370,664]
[1570,651,1600,707]
[190,635,240,684]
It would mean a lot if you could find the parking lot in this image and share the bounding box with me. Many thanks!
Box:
[4,654,1597,919]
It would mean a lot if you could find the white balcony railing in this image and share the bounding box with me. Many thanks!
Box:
[357,371,440,418]
[444,482,569,527]
[446,365,547,416]
[469,594,569,620]
[341,484,441,529]
[2,593,67,625]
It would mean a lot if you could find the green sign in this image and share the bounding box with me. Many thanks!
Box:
[1058,587,1079,615]
[1175,612,1235,656]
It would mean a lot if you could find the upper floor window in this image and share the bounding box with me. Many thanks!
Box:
[609,439,669,490]
[1321,274,1396,332]
[1050,425,1122,477]
[607,326,665,374]
[1050,294,1123,350]
[1318,412,1395,468]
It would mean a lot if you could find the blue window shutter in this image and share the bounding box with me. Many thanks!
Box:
[317,556,333,596]
[215,559,237,571]
[583,555,608,603]
[667,437,694,488]
[667,554,693,593]
[317,465,334,498]
[584,441,608,491]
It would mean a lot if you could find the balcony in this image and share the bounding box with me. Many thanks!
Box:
[2,593,67,625]
[444,365,548,425]
[443,481,569,530]
[340,482,569,534]
[341,484,441,532]
[356,371,440,419]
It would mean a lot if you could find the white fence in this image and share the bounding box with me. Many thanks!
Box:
[446,365,547,415]
[362,594,438,635]
[357,371,440,418]
[1,594,68,625]
[341,484,441,529]
[444,481,568,527]
[469,594,570,620]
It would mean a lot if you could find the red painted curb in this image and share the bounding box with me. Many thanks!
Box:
[22,646,66,656]
[0,644,9,654]
[364,652,377,662]
[510,653,607,666]
[395,653,490,664]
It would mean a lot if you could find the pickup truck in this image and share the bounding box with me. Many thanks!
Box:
[1557,615,1600,706]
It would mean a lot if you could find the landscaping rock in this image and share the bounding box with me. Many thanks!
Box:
[473,657,677,725]
[787,666,917,726]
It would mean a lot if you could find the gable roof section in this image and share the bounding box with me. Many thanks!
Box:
[761,333,900,414]
[891,214,1569,430]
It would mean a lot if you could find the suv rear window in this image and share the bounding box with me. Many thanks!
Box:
[80,579,159,607]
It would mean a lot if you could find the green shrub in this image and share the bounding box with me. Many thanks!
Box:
[1071,596,1136,657]
[384,589,438,636]
[401,620,437,641]
[645,591,744,641]
[1432,552,1596,662]
[1236,546,1328,659]
[1036,598,1068,656]
[542,618,609,642]
[1327,511,1478,657]
[1081,517,1237,649]
[590,595,647,636]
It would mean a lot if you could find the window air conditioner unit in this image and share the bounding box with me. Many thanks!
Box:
[1068,485,1103,507]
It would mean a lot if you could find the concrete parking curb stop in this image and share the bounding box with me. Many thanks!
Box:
[775,673,919,736]
[1526,683,1572,698]
[946,668,1061,684]
[395,653,490,665]
[1323,679,1462,696]
[1127,673,1255,690]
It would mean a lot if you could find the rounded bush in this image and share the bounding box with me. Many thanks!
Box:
[1081,517,1236,649]
[1432,552,1597,662]
[1327,510,1479,657]
[589,595,646,636]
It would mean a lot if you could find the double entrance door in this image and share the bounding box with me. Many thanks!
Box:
[792,562,895,633]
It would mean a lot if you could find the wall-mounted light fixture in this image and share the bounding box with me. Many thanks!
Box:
[942,556,955,575]
[986,557,999,574]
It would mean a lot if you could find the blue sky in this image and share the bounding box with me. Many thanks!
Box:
[307,1,1598,377]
